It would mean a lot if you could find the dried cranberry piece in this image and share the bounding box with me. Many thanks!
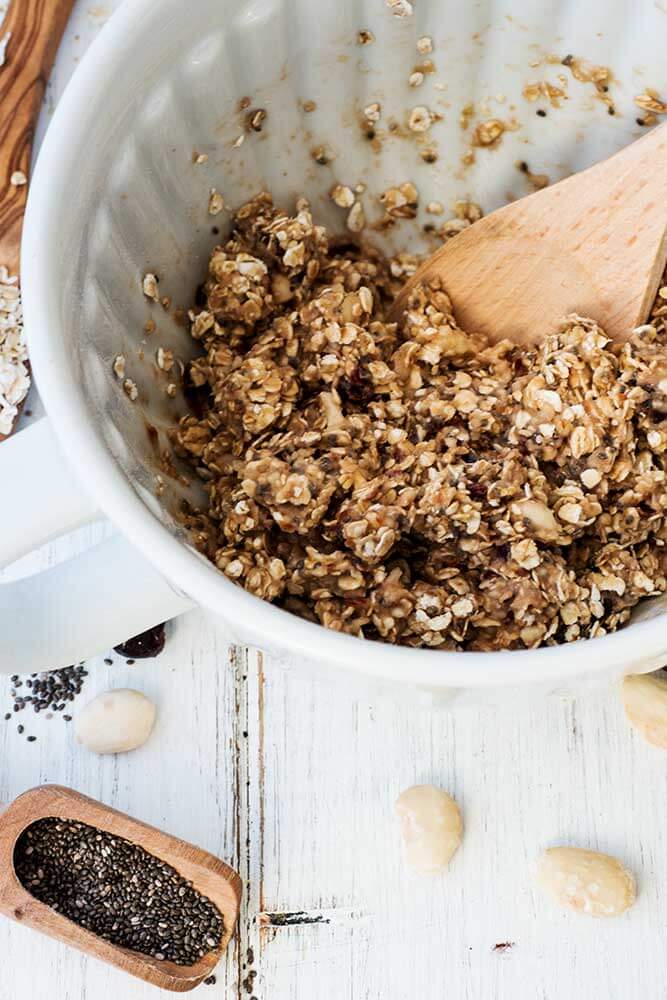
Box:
[114,624,166,659]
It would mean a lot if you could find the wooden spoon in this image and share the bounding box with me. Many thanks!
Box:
[0,0,75,441]
[0,785,242,992]
[390,123,667,345]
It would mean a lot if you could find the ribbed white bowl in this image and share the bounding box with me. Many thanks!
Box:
[20,0,667,703]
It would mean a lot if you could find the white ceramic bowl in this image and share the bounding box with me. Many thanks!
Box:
[5,0,667,702]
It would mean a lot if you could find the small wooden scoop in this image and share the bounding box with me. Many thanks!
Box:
[0,0,76,442]
[391,123,667,345]
[0,785,241,992]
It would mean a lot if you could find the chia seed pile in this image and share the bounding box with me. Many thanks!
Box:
[14,817,224,965]
[4,665,87,740]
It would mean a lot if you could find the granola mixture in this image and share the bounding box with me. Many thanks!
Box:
[174,193,667,651]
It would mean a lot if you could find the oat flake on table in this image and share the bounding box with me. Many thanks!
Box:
[0,267,30,438]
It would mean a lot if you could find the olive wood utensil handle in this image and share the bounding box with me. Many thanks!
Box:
[0,0,76,274]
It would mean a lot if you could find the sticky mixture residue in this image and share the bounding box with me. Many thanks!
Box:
[174,193,667,652]
[522,80,568,108]
[560,54,615,113]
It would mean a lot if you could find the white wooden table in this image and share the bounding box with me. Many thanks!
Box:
[2,3,667,998]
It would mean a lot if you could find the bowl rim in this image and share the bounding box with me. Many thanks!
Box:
[20,0,667,690]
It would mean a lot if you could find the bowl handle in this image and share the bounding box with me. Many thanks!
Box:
[0,419,193,673]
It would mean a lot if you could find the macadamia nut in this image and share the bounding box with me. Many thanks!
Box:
[75,689,156,754]
[537,847,636,918]
[395,784,462,874]
[622,672,667,748]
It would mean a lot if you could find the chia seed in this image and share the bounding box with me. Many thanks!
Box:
[14,818,224,966]
[4,664,89,738]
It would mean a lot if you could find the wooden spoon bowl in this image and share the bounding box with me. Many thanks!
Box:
[390,123,667,345]
[0,785,241,992]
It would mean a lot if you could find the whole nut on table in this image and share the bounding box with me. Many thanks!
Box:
[75,689,157,754]
[395,784,462,874]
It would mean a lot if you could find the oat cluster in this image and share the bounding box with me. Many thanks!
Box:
[175,193,667,651]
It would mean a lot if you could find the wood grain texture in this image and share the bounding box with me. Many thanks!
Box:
[0,0,75,275]
[391,122,667,345]
[0,785,241,992]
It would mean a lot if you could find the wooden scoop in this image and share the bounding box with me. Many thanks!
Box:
[0,0,75,441]
[390,123,667,345]
[0,785,241,992]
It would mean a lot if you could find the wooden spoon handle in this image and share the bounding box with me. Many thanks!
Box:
[0,0,76,274]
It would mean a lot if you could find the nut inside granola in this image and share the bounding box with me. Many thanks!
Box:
[173,192,667,652]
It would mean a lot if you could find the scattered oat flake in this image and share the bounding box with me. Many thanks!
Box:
[208,189,225,216]
[232,134,245,149]
[409,71,424,88]
[635,89,667,116]
[123,378,138,401]
[522,80,567,108]
[10,170,27,186]
[426,200,444,215]
[357,29,374,45]
[472,119,506,147]
[192,151,208,164]
[156,347,174,372]
[302,100,317,113]
[311,144,334,165]
[380,182,419,219]
[459,102,475,130]
[346,201,365,233]
[408,106,434,132]
[142,273,160,302]
[330,184,355,208]
[416,36,432,54]
[112,355,126,379]
[246,108,267,132]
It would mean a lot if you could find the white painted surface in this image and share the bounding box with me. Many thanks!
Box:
[1,2,667,998]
